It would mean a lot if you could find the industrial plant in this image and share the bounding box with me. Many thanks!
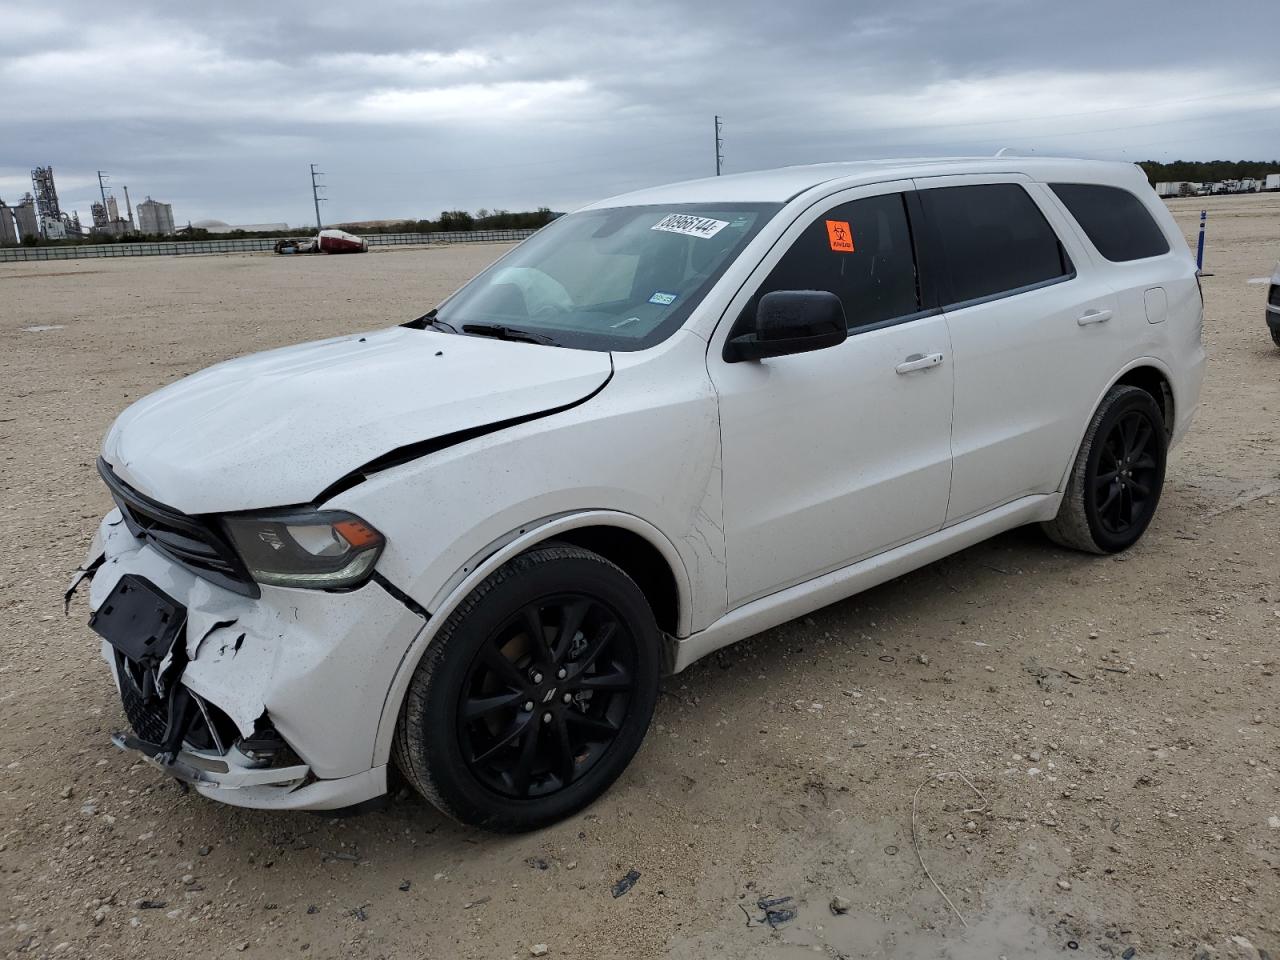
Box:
[135,197,175,235]
[0,165,178,244]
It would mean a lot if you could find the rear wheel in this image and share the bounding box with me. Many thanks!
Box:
[1270,325,1280,348]
[393,544,661,832]
[1042,384,1168,554]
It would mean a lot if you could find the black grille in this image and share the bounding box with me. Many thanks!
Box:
[98,458,259,598]
[1269,284,1280,308]
[119,667,171,743]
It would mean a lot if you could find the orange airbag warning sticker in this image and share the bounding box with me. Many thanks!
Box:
[825,220,854,252]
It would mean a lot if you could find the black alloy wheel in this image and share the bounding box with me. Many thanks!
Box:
[393,543,661,831]
[459,595,636,799]
[1091,408,1162,537]
[1042,384,1168,554]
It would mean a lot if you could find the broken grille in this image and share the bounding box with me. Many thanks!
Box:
[97,458,259,598]
[117,657,171,744]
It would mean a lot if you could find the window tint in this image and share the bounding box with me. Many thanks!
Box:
[1050,183,1171,262]
[919,183,1071,306]
[746,193,920,332]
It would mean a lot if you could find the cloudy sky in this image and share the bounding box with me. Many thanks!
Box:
[1,0,1276,227]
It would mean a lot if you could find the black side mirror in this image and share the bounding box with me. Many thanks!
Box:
[723,290,847,362]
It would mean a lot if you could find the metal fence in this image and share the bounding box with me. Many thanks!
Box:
[0,228,537,262]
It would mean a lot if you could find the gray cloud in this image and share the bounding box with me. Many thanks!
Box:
[1,0,1276,226]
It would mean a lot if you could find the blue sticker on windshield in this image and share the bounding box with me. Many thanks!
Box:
[648,291,678,305]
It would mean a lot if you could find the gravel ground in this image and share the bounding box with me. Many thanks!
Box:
[1,195,1278,960]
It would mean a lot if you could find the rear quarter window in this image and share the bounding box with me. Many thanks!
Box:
[1049,183,1171,262]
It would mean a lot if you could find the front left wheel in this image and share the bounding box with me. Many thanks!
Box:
[393,543,661,832]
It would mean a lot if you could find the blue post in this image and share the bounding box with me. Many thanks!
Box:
[1196,209,1206,271]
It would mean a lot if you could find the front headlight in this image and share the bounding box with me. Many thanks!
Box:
[222,510,385,589]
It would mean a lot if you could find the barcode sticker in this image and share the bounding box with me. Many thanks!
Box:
[651,214,729,239]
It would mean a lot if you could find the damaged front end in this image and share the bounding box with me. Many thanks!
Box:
[91,573,309,795]
[69,470,428,811]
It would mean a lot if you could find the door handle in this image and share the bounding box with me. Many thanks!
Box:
[894,352,945,374]
[1077,308,1113,326]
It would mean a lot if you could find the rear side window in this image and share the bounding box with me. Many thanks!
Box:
[919,183,1072,307]
[745,192,920,332]
[1050,183,1171,262]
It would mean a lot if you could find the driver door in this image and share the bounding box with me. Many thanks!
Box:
[709,184,955,608]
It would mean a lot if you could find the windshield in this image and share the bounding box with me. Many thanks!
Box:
[433,203,779,351]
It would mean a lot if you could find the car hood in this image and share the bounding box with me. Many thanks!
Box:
[102,326,612,514]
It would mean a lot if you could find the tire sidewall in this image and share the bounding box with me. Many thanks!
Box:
[412,550,661,830]
[1081,388,1167,552]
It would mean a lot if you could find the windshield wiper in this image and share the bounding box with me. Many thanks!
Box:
[462,323,559,346]
[402,309,459,334]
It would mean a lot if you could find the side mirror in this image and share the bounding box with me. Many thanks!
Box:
[723,290,847,362]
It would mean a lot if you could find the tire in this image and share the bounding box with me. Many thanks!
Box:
[1270,325,1280,348]
[1041,385,1168,554]
[393,543,661,832]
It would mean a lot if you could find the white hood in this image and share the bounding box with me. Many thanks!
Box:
[102,327,612,514]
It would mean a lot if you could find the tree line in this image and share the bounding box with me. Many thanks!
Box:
[1138,160,1280,183]
[8,207,560,246]
[347,207,557,234]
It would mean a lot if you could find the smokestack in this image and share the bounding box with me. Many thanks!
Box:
[123,185,134,227]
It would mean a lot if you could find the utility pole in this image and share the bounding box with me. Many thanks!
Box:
[713,115,724,176]
[310,163,326,231]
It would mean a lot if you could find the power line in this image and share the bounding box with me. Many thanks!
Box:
[857,83,1280,136]
[1096,123,1280,154]
[955,101,1280,146]
[776,99,1280,164]
[396,136,697,182]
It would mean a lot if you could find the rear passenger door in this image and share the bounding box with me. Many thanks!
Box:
[912,176,1121,524]
[1045,181,1189,368]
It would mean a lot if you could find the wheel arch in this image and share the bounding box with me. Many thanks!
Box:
[1058,358,1176,493]
[371,510,692,768]
[1112,363,1175,437]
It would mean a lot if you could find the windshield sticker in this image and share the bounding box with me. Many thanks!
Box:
[826,220,855,252]
[651,214,729,239]
[648,291,678,306]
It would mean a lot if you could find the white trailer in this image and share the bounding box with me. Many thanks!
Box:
[1266,173,1280,191]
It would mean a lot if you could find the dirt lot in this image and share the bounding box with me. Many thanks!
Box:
[2,195,1278,960]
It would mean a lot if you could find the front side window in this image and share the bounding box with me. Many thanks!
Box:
[434,203,779,351]
[742,192,921,332]
[1049,183,1171,262]
[919,183,1072,307]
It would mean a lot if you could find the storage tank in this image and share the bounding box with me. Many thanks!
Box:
[136,197,176,235]
[12,198,39,240]
[0,202,17,245]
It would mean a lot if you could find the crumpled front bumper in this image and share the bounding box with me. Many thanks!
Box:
[107,727,387,810]
[75,510,428,810]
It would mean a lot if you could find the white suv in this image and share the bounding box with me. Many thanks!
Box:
[74,157,1205,830]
